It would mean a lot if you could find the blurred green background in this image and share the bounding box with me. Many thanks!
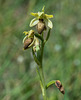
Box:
[0,0,81,100]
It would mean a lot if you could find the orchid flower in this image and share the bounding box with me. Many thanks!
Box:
[30,6,53,29]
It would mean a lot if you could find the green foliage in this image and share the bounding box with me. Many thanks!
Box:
[0,0,81,100]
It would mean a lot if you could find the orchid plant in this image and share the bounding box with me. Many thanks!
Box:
[23,6,65,100]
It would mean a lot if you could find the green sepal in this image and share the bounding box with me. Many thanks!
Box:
[46,80,56,89]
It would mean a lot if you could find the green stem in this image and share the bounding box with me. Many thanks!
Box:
[38,32,47,100]
[39,67,47,100]
[32,31,48,100]
[41,41,44,65]
[36,60,47,100]
[32,48,40,65]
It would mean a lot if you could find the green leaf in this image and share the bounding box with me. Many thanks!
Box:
[34,33,44,42]
[46,80,56,89]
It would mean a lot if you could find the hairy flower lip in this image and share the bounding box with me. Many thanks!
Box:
[37,20,46,34]
[24,38,33,50]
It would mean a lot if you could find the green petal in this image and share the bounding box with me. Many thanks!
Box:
[45,14,53,18]
[23,31,28,35]
[30,18,39,27]
[48,19,53,29]
[31,12,38,17]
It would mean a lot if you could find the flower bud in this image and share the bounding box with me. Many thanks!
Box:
[24,38,33,50]
[37,19,46,34]
[33,37,40,52]
[55,80,65,94]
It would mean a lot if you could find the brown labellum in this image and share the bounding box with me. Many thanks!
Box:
[55,80,65,94]
[24,38,33,50]
[37,19,46,34]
